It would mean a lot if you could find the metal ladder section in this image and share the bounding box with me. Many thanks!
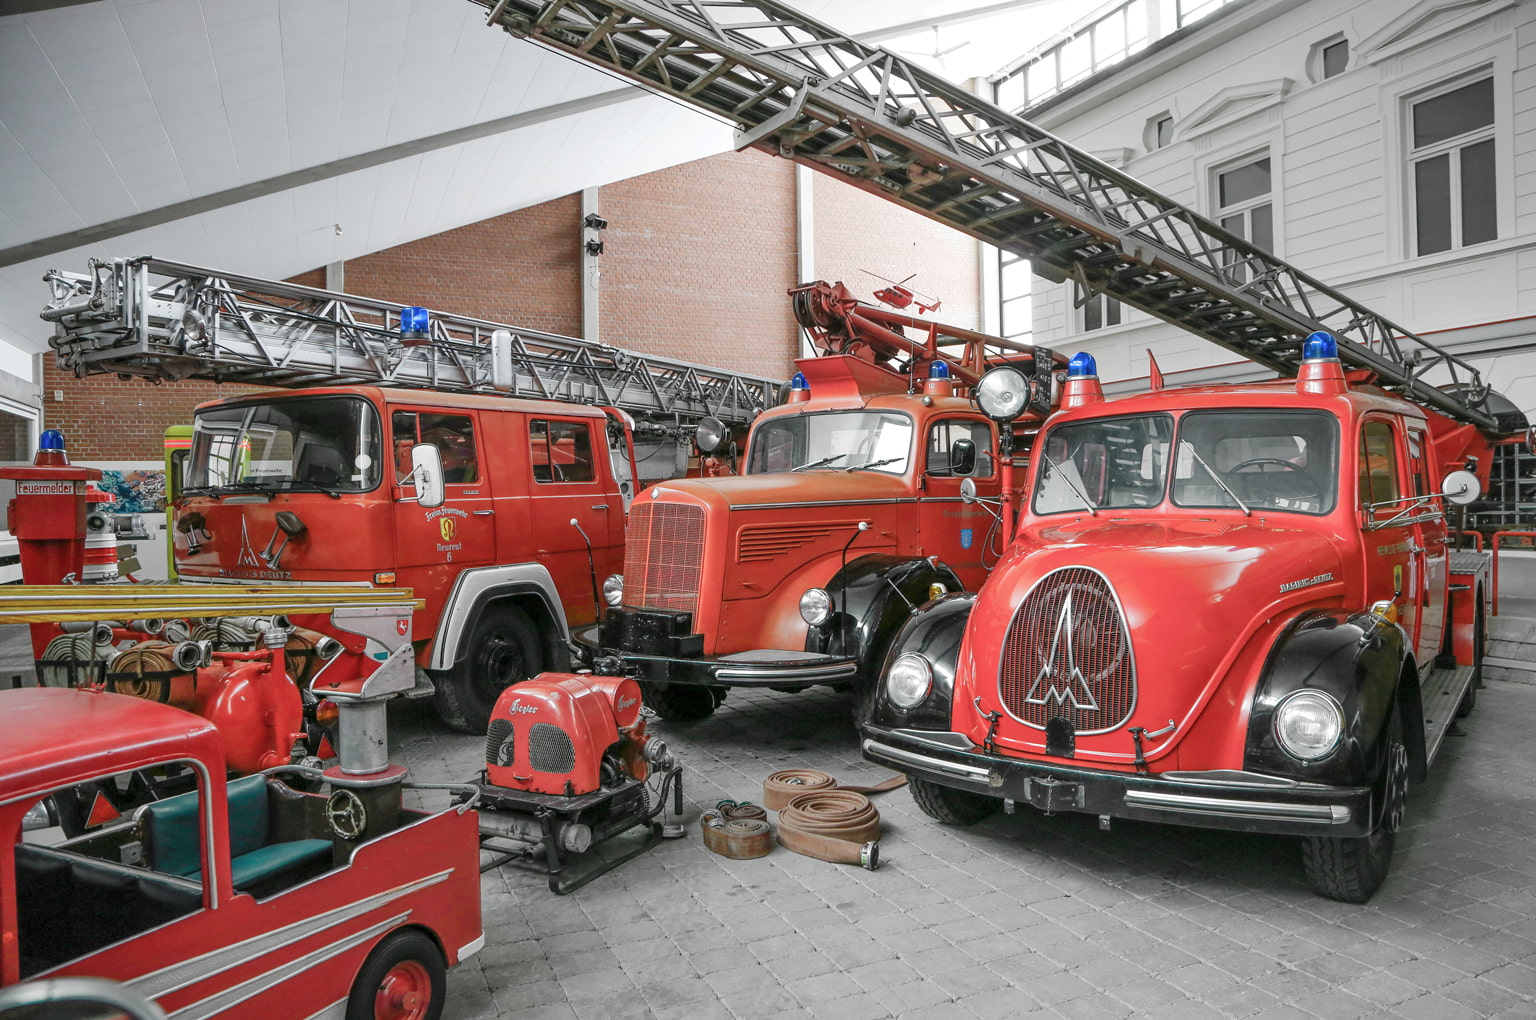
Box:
[40,256,780,427]
[473,0,1499,431]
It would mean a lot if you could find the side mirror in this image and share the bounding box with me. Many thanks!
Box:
[695,416,726,454]
[411,443,445,508]
[1441,469,1480,506]
[949,439,977,476]
[960,477,978,503]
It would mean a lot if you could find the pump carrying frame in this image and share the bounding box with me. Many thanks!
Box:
[471,0,1503,431]
[41,256,780,427]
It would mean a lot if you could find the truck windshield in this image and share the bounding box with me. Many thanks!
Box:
[1033,414,1173,514]
[187,396,382,494]
[746,411,913,475]
[1172,410,1338,514]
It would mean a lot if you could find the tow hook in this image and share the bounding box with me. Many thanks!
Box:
[975,697,1002,754]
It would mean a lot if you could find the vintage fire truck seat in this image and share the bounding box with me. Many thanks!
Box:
[14,843,201,977]
[139,774,332,893]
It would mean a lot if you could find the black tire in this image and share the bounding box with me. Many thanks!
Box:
[637,681,720,721]
[346,929,445,1020]
[434,606,544,734]
[1301,708,1408,903]
[909,774,1001,825]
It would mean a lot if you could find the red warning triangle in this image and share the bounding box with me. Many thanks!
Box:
[86,791,120,829]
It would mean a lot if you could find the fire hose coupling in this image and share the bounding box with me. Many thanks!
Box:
[644,738,675,769]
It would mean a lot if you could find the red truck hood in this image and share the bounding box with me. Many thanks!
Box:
[959,516,1345,764]
[648,470,910,510]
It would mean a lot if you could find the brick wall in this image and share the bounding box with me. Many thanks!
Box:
[598,149,799,380]
[813,174,982,331]
[48,152,980,459]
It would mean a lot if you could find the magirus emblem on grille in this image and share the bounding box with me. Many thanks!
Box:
[1000,566,1136,733]
[1025,591,1101,711]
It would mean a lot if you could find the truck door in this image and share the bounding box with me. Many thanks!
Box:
[1406,426,1448,664]
[391,409,495,575]
[919,417,1000,588]
[530,416,622,627]
[1358,417,1417,641]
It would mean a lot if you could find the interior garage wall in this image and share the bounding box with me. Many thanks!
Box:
[43,148,980,461]
[812,173,982,331]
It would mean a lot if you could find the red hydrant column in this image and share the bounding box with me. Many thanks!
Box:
[0,430,103,659]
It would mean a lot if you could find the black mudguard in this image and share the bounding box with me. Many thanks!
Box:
[1244,609,1410,787]
[866,593,974,732]
[804,553,965,682]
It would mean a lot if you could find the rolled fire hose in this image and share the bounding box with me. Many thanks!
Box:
[700,801,772,859]
[777,790,884,870]
[764,770,908,870]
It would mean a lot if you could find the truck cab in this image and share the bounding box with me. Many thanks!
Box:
[175,386,634,732]
[863,336,1508,902]
[1,688,481,1016]
[591,347,1047,723]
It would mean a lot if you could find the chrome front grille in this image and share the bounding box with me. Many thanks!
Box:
[999,567,1136,734]
[624,501,705,615]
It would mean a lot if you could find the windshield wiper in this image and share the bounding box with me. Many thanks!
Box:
[1039,451,1099,517]
[844,456,906,473]
[278,480,343,499]
[1181,441,1251,517]
[792,453,847,472]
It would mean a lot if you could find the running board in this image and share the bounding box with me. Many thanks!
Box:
[1420,664,1476,767]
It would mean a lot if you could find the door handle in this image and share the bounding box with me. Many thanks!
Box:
[591,504,609,511]
[472,510,494,516]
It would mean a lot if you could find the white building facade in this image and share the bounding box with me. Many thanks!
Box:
[991,0,1536,428]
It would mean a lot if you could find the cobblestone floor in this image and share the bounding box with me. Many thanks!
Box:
[389,626,1536,1020]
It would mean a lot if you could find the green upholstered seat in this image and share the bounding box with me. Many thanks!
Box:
[142,774,330,892]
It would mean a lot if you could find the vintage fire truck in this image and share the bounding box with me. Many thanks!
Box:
[0,592,483,1019]
[41,258,779,734]
[590,280,1058,721]
[863,339,1525,901]
[469,0,1531,901]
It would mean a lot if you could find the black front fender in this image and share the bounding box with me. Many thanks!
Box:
[1245,609,1408,786]
[866,592,974,732]
[804,553,964,680]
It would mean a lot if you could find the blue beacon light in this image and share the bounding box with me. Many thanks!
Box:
[400,306,430,336]
[929,361,951,379]
[1067,352,1098,377]
[1302,331,1338,360]
[790,371,808,391]
[38,429,66,451]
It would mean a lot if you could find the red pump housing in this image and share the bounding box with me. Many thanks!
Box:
[485,673,645,796]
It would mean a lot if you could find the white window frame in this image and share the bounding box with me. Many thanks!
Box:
[1404,73,1497,259]
[1379,38,1514,265]
[1144,111,1175,152]
[1307,34,1350,84]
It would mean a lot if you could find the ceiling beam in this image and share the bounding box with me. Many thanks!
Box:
[857,0,1065,44]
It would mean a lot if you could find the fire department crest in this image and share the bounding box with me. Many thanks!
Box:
[439,517,457,542]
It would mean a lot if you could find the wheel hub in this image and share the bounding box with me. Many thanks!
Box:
[375,961,431,1020]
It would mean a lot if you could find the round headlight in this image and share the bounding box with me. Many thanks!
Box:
[886,653,934,710]
[799,588,833,626]
[1273,689,1344,761]
[695,416,727,454]
[602,574,624,607]
[975,366,1032,422]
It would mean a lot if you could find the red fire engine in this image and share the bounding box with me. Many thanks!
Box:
[864,338,1527,901]
[41,258,779,734]
[592,280,1058,721]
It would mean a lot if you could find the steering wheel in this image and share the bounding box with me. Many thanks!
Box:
[1226,457,1318,500]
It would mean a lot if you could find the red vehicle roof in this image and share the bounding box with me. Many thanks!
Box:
[0,689,223,802]
[192,385,610,419]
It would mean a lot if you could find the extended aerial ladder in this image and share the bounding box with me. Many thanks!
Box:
[470,0,1515,433]
[40,255,779,427]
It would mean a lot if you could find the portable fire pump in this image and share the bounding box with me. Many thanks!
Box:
[463,0,1532,905]
[465,672,683,894]
[591,279,1062,724]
